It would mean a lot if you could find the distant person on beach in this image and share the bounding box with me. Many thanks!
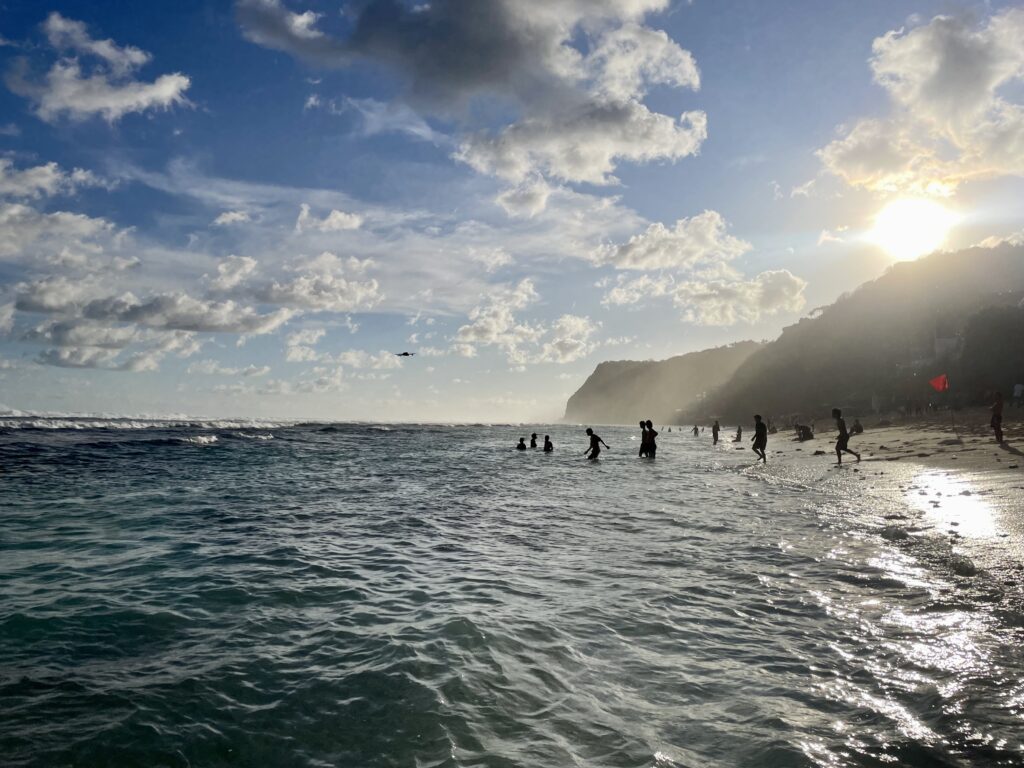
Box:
[832,408,861,464]
[543,435,553,452]
[638,420,649,457]
[645,420,658,458]
[991,392,1004,443]
[751,414,767,463]
[852,418,864,434]
[530,433,538,448]
[584,428,609,460]
[692,425,699,436]
[712,420,720,445]
[734,425,743,442]
[516,437,527,451]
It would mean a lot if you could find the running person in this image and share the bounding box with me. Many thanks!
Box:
[584,428,609,460]
[832,408,861,464]
[751,414,767,463]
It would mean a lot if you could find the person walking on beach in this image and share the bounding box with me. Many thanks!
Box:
[832,408,860,464]
[751,414,768,463]
[645,420,658,458]
[530,433,538,448]
[712,420,720,445]
[991,392,1004,443]
[516,437,527,451]
[584,428,609,460]
[543,435,554,452]
[638,420,649,458]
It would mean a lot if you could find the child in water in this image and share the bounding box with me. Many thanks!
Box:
[831,408,861,464]
[751,414,767,463]
[530,433,538,448]
[516,437,527,451]
[584,428,609,460]
[543,435,554,452]
[638,420,648,457]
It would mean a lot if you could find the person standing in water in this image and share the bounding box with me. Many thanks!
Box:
[516,437,527,451]
[543,435,554,452]
[638,420,649,458]
[751,414,768,463]
[584,428,609,460]
[712,420,720,445]
[832,408,861,464]
[530,433,538,448]
[645,420,658,458]
[692,425,699,436]
[991,392,1004,443]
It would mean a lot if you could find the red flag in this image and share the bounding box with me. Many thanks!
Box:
[929,373,949,392]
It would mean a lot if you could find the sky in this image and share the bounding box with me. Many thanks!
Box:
[0,0,1022,422]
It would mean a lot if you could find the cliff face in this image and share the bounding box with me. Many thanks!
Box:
[564,341,763,425]
[695,243,1024,422]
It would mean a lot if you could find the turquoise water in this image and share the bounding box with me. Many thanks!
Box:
[2,419,1023,767]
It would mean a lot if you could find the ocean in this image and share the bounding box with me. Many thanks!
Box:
[2,418,1022,767]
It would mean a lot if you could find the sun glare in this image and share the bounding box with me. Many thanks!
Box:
[868,199,959,261]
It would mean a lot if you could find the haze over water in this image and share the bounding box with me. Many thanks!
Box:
[2,420,1022,767]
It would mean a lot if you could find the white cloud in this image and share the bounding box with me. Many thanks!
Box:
[594,210,750,271]
[456,102,707,185]
[207,255,258,290]
[495,178,554,218]
[671,269,807,326]
[818,9,1024,195]
[588,22,700,101]
[334,350,403,370]
[601,273,674,306]
[213,210,252,226]
[259,272,381,312]
[284,326,325,361]
[6,14,190,123]
[295,203,363,232]
[0,158,107,199]
[188,359,271,376]
[0,302,15,334]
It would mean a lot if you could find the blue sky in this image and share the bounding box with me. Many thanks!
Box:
[1,0,1022,421]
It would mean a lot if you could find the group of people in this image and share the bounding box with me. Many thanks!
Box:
[516,433,554,452]
[566,407,864,465]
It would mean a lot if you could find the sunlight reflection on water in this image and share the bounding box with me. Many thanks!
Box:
[906,470,999,539]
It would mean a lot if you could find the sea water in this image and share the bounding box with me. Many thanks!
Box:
[2,419,1023,767]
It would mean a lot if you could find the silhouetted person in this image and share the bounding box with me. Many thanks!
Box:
[832,408,860,464]
[751,414,767,463]
[530,433,538,448]
[733,425,743,442]
[692,425,699,436]
[797,424,814,441]
[584,428,608,460]
[516,437,527,451]
[712,420,720,445]
[638,420,649,458]
[1013,382,1024,409]
[991,392,1004,443]
[543,435,553,452]
[645,420,658,458]
[852,418,864,434]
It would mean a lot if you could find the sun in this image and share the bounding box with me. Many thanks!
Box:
[867,199,959,261]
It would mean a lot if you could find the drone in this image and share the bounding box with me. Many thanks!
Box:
[394,352,416,357]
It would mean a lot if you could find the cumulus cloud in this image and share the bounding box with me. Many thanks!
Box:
[236,0,705,199]
[672,269,807,326]
[456,103,706,185]
[495,178,554,218]
[207,255,258,290]
[0,158,106,199]
[594,210,750,271]
[0,202,121,268]
[213,210,252,226]
[5,12,190,122]
[818,8,1024,195]
[259,272,381,312]
[601,273,674,306]
[295,203,363,232]
[284,326,326,361]
[334,349,403,370]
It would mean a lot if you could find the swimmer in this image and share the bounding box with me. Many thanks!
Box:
[516,437,527,451]
[751,414,767,463]
[645,420,658,458]
[543,435,554,452]
[584,428,609,460]
[530,433,538,448]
